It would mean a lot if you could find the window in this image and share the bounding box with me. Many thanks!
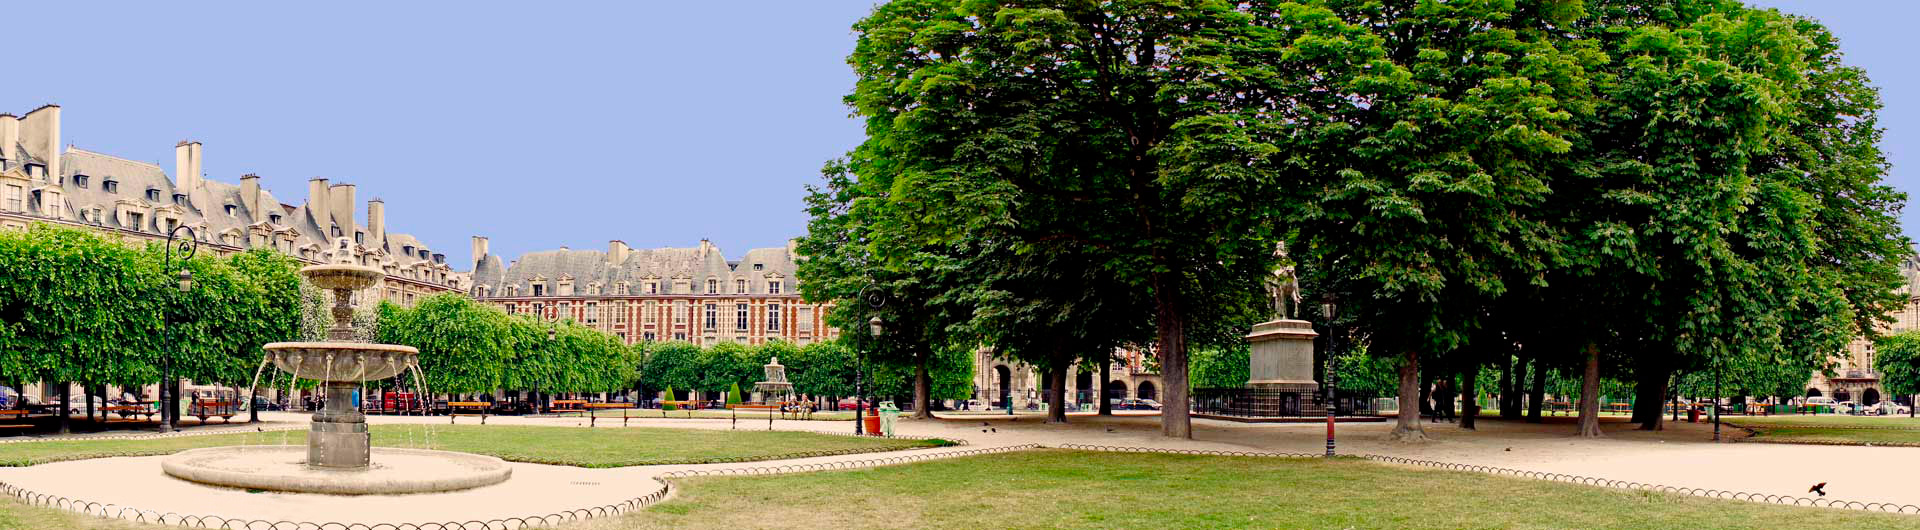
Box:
[128,212,145,230]
[617,332,627,341]
[532,303,544,317]
[558,302,570,319]
[768,281,782,294]
[74,175,89,189]
[2,185,20,211]
[505,303,517,314]
[332,226,343,237]
[643,331,656,342]
[753,263,764,271]
[646,282,658,294]
[269,214,282,224]
[532,284,545,297]
[173,193,187,204]
[674,332,687,341]
[704,304,717,330]
[736,304,749,331]
[735,279,746,294]
[799,307,813,332]
[644,301,658,324]
[616,301,628,323]
[673,279,690,293]
[673,301,688,325]
[224,204,236,216]
[91,208,103,224]
[707,279,717,294]
[146,189,160,201]
[103,179,118,193]
[403,245,414,256]
[354,232,364,244]
[767,304,781,332]
[585,302,597,324]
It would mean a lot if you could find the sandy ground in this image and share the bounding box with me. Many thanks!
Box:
[2,410,1916,526]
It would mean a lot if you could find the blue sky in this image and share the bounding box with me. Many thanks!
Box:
[7,1,1915,270]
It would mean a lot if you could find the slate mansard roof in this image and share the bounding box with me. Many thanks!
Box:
[484,243,800,297]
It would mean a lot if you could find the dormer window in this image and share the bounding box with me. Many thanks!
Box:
[146,188,161,201]
[223,204,236,216]
[735,279,746,294]
[103,179,118,193]
[173,193,188,205]
[354,231,364,244]
[331,226,343,237]
[24,164,43,179]
[768,280,782,294]
[753,263,764,271]
[419,250,429,260]
[269,213,282,224]
[403,245,414,256]
[74,174,89,189]
[707,279,717,294]
[532,284,545,297]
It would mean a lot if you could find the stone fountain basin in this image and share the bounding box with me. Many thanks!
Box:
[162,446,512,495]
[302,263,385,291]
[264,342,420,382]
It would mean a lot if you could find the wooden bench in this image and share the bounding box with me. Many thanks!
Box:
[550,399,588,417]
[728,403,782,430]
[190,400,240,423]
[102,405,157,423]
[658,400,699,418]
[0,409,30,433]
[449,401,492,424]
[586,403,635,427]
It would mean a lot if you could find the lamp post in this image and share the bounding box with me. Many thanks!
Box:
[159,225,199,433]
[1321,293,1337,457]
[1712,360,1722,442]
[857,315,881,435]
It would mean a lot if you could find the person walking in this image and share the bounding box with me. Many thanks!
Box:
[1434,379,1457,423]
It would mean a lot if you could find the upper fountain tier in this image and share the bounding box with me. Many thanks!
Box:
[263,342,419,382]
[302,263,385,291]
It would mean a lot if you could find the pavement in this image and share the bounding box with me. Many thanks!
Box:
[2,410,1917,526]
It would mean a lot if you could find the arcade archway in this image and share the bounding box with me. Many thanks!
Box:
[1138,381,1158,401]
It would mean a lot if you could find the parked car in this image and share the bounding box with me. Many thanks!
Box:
[1866,400,1911,416]
[1111,398,1162,410]
[1836,400,1862,414]
[962,399,987,410]
[836,398,867,411]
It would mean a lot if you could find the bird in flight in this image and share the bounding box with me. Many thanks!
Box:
[1810,483,1827,497]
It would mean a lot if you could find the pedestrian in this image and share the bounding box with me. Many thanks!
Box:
[1435,380,1457,423]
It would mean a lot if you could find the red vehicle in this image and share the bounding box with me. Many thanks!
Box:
[371,391,425,415]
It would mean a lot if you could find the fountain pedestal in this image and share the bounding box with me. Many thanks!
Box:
[311,381,370,468]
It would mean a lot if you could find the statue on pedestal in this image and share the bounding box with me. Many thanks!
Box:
[1267,242,1302,320]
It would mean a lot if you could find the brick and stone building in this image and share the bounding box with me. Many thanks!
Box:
[1812,254,1920,405]
[467,238,834,346]
[0,104,466,306]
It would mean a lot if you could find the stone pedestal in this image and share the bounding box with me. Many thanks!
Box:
[1245,319,1324,416]
[309,382,370,469]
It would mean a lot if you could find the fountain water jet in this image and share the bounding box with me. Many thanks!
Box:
[162,238,510,494]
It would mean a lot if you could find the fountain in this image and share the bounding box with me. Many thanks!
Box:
[754,357,795,403]
[162,238,511,494]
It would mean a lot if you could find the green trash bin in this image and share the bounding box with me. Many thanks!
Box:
[877,401,900,438]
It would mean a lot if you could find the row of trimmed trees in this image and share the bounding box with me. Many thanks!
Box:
[0,224,303,432]
[806,0,1910,439]
[376,294,971,405]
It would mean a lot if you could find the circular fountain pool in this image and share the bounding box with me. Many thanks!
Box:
[162,446,512,495]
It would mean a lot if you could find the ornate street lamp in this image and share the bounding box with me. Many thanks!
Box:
[1321,292,1338,457]
[160,225,199,433]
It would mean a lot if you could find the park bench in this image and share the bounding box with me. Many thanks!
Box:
[550,399,588,417]
[0,409,30,433]
[190,400,240,423]
[586,402,635,427]
[449,401,492,424]
[728,403,781,430]
[658,400,699,418]
[102,405,157,423]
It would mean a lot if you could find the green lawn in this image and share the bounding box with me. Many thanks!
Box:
[597,409,858,421]
[569,450,1920,530]
[1726,415,1920,445]
[1725,415,1920,428]
[0,425,943,468]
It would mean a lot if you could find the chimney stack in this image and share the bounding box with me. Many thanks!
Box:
[699,238,714,258]
[308,178,331,227]
[609,240,630,265]
[367,198,386,246]
[0,114,17,166]
[240,174,262,219]
[329,183,356,237]
[17,105,59,180]
[173,141,203,194]
[472,236,490,266]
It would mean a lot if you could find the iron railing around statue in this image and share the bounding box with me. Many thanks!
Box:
[1193,387,1377,417]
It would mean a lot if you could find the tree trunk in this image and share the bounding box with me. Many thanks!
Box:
[1098,355,1113,416]
[1497,354,1515,420]
[912,353,932,420]
[1633,361,1670,431]
[85,385,97,428]
[1461,360,1479,430]
[1046,366,1069,424]
[1526,360,1546,423]
[1576,342,1604,438]
[1152,272,1191,438]
[57,383,71,434]
[1389,350,1428,442]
